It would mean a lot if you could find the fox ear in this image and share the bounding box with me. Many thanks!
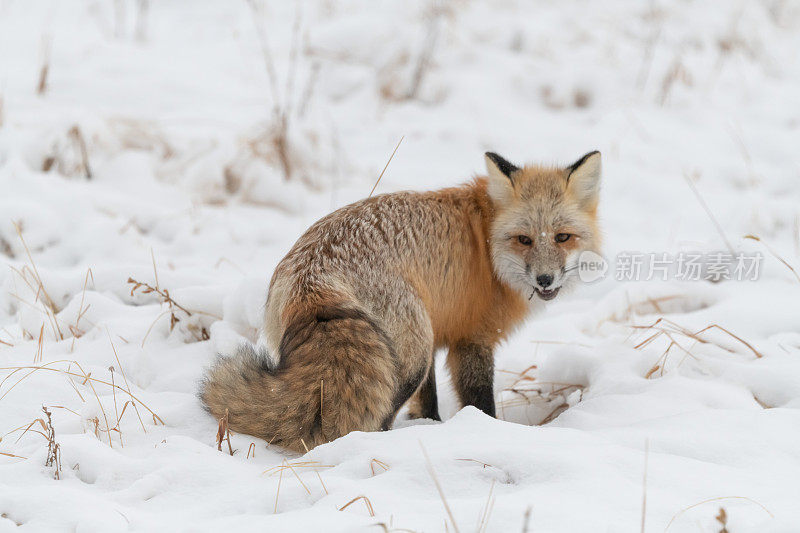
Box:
[485,152,518,203]
[566,151,601,208]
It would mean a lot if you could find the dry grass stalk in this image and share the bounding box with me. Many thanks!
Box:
[659,54,691,106]
[498,370,585,424]
[370,458,390,476]
[727,123,761,186]
[339,495,375,517]
[12,222,64,340]
[273,459,286,513]
[538,394,580,425]
[744,234,800,283]
[34,324,44,363]
[476,480,496,533]
[107,331,147,433]
[216,409,234,456]
[37,35,51,96]
[109,367,123,447]
[637,327,698,379]
[42,407,61,479]
[0,359,164,428]
[285,462,311,495]
[630,317,763,366]
[368,136,404,198]
[128,277,210,344]
[716,507,728,533]
[68,126,92,179]
[245,0,280,113]
[640,439,649,533]
[243,0,309,182]
[263,460,333,477]
[83,367,114,447]
[69,268,95,351]
[637,21,662,91]
[683,170,734,254]
[456,458,494,469]
[246,442,256,459]
[0,451,27,459]
[405,5,442,100]
[298,439,330,495]
[420,442,460,533]
[0,234,13,259]
[521,507,532,533]
[8,417,48,444]
[664,496,772,531]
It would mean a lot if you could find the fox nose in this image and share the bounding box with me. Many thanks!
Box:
[536,274,553,288]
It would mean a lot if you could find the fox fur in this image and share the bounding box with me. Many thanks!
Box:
[200,151,602,452]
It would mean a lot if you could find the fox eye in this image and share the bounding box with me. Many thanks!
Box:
[555,233,571,243]
[517,235,532,246]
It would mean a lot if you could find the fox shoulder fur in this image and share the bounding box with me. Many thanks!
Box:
[200,151,602,452]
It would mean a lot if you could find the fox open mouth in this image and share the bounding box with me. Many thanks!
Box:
[535,287,560,301]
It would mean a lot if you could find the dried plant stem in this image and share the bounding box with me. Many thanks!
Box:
[13,222,63,339]
[273,459,286,513]
[339,495,375,517]
[42,407,61,479]
[420,442,460,533]
[68,126,92,179]
[744,234,800,283]
[216,409,234,456]
[107,330,146,432]
[682,171,734,254]
[664,496,772,531]
[641,439,649,533]
[37,35,51,96]
[0,360,164,425]
[70,268,95,351]
[369,136,404,198]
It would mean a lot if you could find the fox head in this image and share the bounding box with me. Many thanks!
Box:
[484,151,602,301]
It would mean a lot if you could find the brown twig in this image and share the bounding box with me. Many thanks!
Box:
[339,495,375,517]
[682,170,734,254]
[744,234,800,283]
[128,277,210,342]
[0,360,164,425]
[216,409,234,456]
[42,407,61,479]
[640,439,649,533]
[420,442,460,533]
[368,136,404,198]
[37,35,51,96]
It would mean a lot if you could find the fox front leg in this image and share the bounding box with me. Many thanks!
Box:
[446,341,496,417]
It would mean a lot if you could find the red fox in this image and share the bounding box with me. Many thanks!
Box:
[200,151,602,452]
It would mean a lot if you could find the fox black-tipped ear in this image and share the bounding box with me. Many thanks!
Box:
[566,150,601,208]
[485,152,519,203]
[485,152,518,182]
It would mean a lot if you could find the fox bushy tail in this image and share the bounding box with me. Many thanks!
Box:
[199,308,399,453]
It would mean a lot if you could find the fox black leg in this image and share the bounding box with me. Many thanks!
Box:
[447,341,496,418]
[415,359,441,421]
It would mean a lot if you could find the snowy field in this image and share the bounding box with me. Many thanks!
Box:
[1,0,800,531]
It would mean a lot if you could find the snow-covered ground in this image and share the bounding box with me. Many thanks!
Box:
[1,0,799,531]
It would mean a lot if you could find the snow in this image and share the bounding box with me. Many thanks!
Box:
[1,0,800,531]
